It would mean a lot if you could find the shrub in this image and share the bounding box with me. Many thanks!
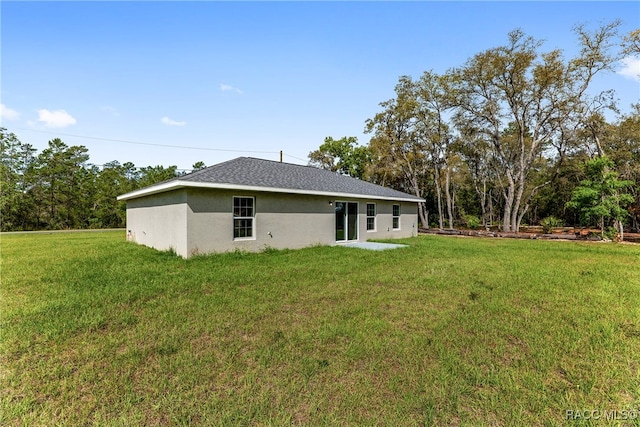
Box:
[604,226,619,241]
[540,216,563,234]
[464,215,482,230]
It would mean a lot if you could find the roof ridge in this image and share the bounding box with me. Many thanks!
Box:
[178,156,245,179]
[243,156,314,169]
[243,156,352,176]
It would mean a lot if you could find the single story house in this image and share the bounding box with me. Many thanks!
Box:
[117,157,424,257]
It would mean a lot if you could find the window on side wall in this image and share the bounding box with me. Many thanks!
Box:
[392,204,400,230]
[366,203,376,231]
[233,196,255,239]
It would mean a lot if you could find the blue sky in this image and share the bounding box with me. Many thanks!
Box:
[2,1,639,170]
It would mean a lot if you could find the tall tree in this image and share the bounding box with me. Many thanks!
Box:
[0,129,37,230]
[137,165,178,189]
[92,161,138,228]
[191,161,207,172]
[414,71,457,229]
[33,139,91,229]
[308,136,371,179]
[621,28,640,56]
[365,76,429,227]
[457,133,501,228]
[453,23,621,232]
[606,105,640,230]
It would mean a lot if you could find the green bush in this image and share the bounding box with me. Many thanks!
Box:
[464,215,482,230]
[604,226,619,241]
[540,216,563,234]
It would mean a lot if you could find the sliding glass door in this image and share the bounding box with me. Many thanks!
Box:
[335,201,358,242]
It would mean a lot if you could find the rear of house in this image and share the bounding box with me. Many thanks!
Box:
[118,157,423,257]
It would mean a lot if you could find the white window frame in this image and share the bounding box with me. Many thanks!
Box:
[366,203,376,232]
[392,204,401,230]
[233,196,255,240]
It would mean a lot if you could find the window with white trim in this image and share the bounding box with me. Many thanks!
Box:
[233,196,255,239]
[366,203,376,231]
[392,204,400,230]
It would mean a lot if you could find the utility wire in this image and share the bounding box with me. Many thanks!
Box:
[12,127,280,155]
[12,127,310,168]
[282,152,308,163]
[86,163,195,173]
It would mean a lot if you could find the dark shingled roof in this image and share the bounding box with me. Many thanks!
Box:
[156,157,422,201]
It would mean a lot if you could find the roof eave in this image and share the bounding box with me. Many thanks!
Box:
[117,180,425,203]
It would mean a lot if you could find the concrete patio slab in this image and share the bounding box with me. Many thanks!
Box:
[339,242,408,251]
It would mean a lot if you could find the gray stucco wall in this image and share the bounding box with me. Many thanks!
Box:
[186,189,336,255]
[125,190,189,256]
[361,200,418,240]
[126,188,418,257]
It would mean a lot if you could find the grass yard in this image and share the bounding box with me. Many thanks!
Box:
[1,231,639,426]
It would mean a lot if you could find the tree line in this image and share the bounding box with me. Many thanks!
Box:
[2,23,638,236]
[0,131,207,231]
[309,23,639,237]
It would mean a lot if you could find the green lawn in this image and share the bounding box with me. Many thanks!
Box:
[1,231,639,426]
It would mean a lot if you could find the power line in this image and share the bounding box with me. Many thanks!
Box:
[282,152,308,163]
[86,163,195,173]
[12,127,310,166]
[12,127,280,155]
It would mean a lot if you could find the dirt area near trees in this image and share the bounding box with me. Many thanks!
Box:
[419,227,640,244]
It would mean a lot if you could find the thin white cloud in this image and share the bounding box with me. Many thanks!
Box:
[0,104,21,121]
[220,83,243,94]
[618,56,640,82]
[161,116,186,126]
[37,109,76,128]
